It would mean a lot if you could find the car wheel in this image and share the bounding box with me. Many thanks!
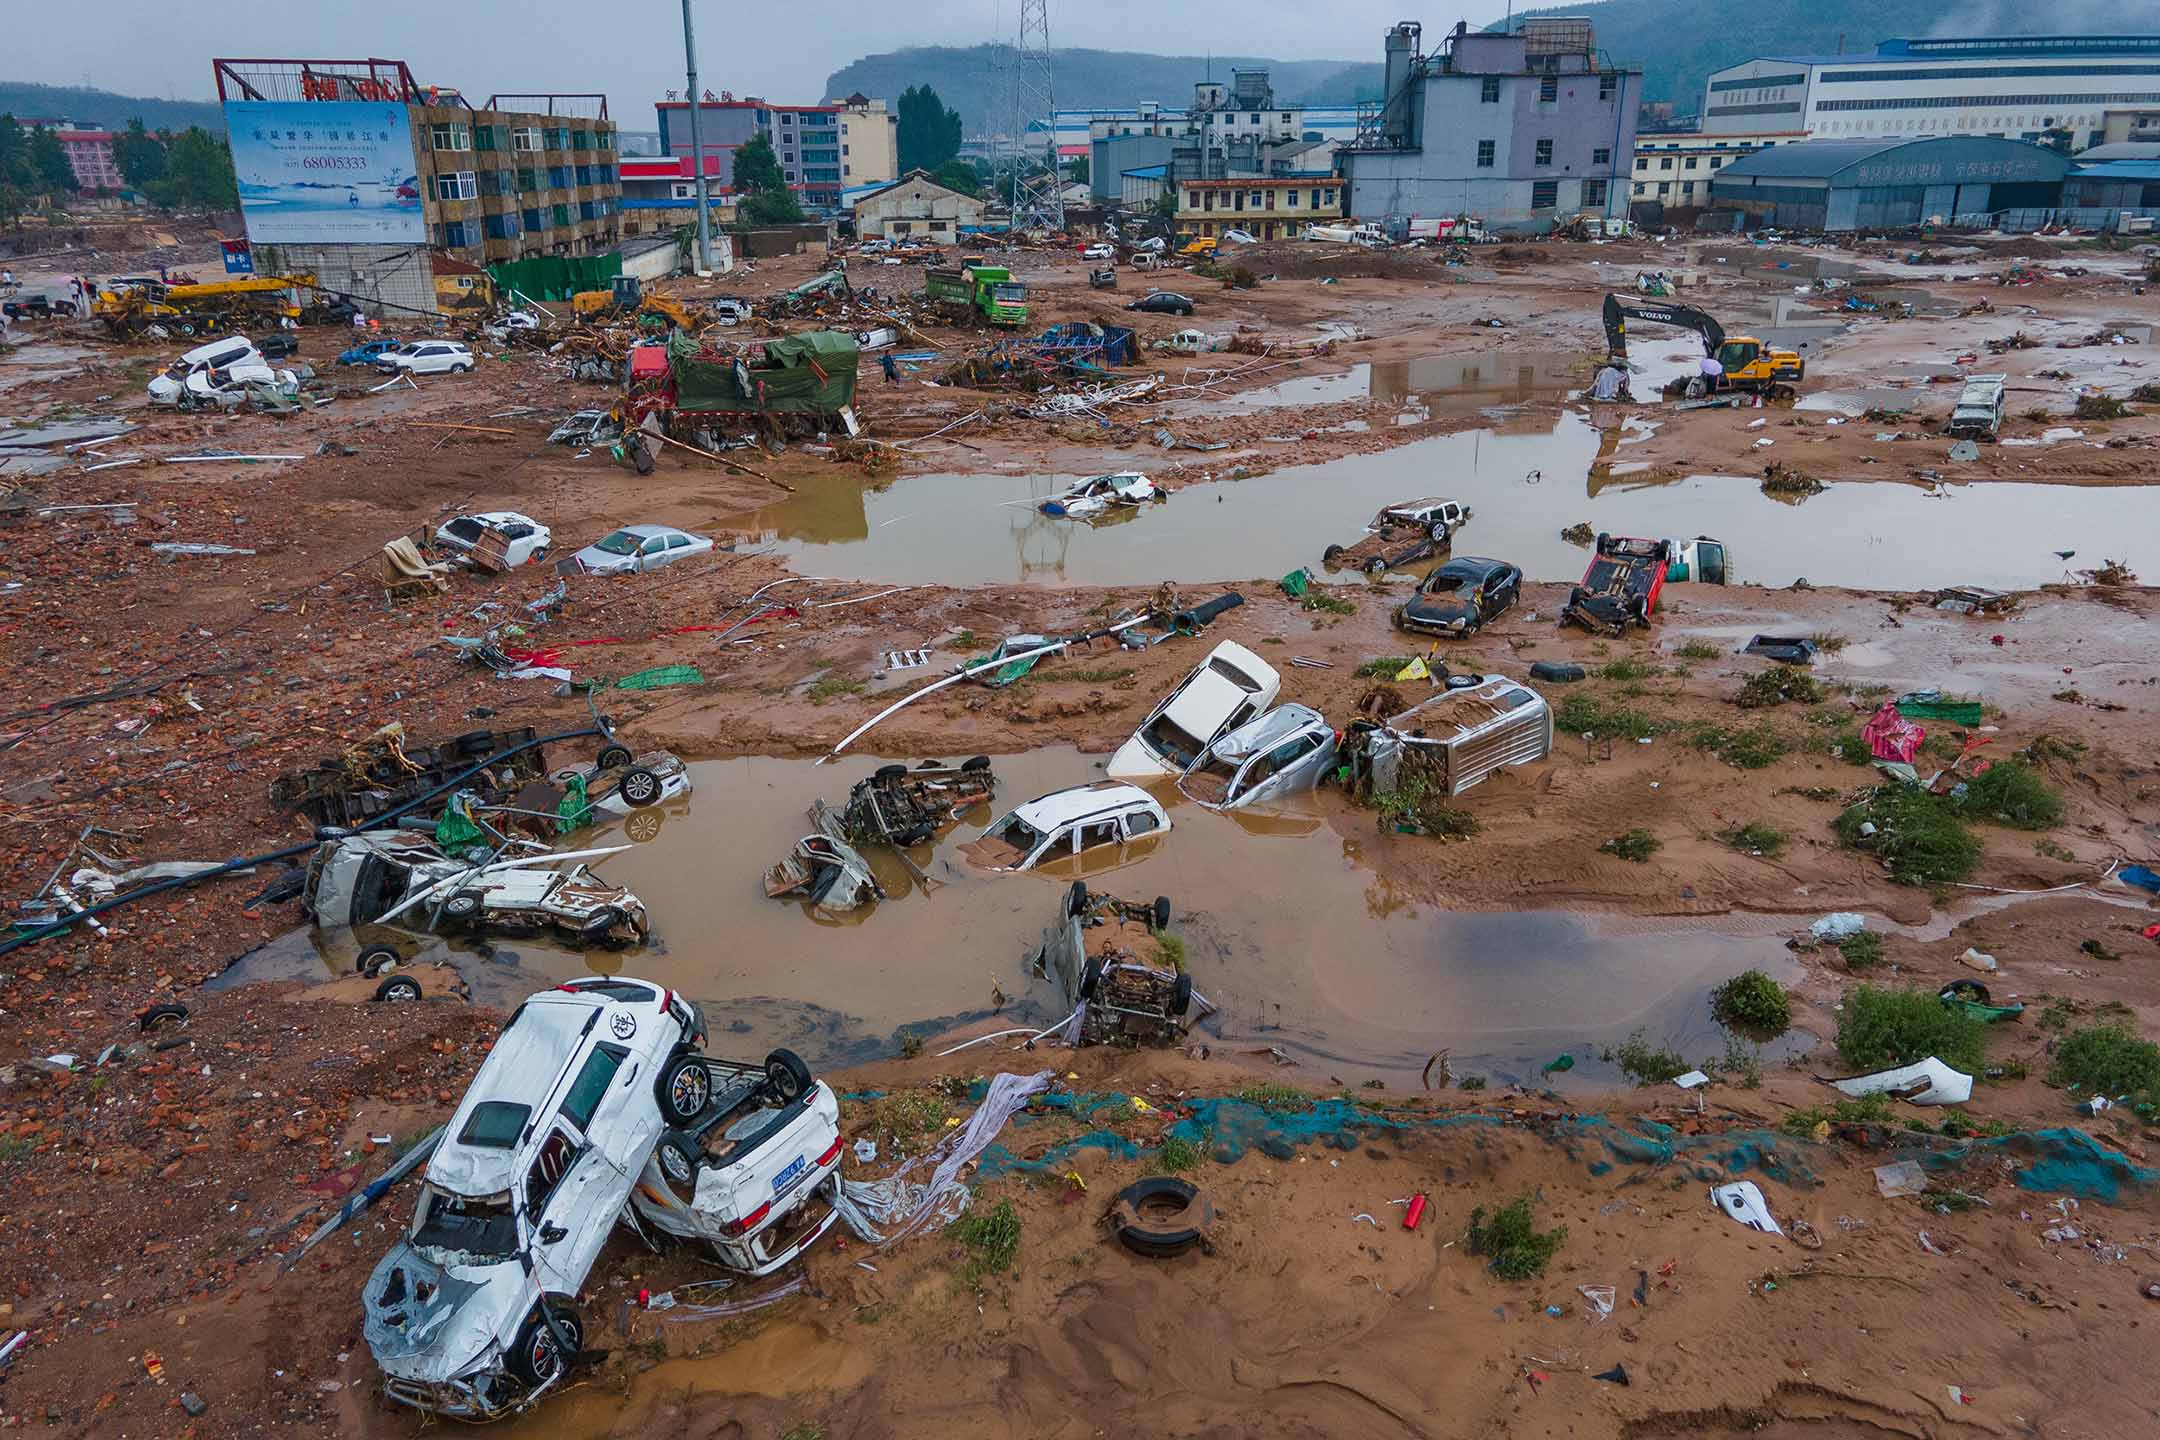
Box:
[1322,544,1344,564]
[579,905,629,943]
[655,1132,702,1198]
[961,755,992,773]
[595,744,633,772]
[357,944,403,979]
[1079,955,1106,1000]
[1066,880,1090,918]
[1428,521,1451,542]
[440,892,482,919]
[1153,896,1172,930]
[765,1048,813,1102]
[617,766,663,808]
[452,362,471,374]
[657,1052,712,1124]
[1364,556,1387,574]
[373,975,423,1003]
[509,1303,583,1387]
[1170,972,1193,1017]
[873,763,910,782]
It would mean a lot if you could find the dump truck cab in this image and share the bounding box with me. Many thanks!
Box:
[924,264,1027,327]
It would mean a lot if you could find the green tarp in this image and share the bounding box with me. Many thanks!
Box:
[614,665,705,691]
[668,331,858,415]
[1897,698,1985,726]
[485,252,623,304]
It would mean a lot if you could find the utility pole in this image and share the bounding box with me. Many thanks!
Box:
[680,0,714,274]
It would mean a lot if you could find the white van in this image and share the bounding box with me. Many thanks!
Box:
[147,335,263,405]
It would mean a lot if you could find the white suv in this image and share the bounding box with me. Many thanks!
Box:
[378,340,475,376]
[362,977,710,1420]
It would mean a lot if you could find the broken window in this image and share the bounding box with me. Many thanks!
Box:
[412,1186,517,1257]
[1531,180,1558,209]
[1078,821,1119,851]
[525,1126,579,1217]
[1125,809,1160,837]
[1535,139,1553,166]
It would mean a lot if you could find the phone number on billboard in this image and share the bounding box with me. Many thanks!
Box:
[300,155,372,170]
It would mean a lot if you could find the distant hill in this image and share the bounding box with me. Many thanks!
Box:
[824,47,1370,134]
[0,80,224,133]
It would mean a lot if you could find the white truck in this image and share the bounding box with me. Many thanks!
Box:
[1948,373,2007,440]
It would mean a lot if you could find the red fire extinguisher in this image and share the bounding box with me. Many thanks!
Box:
[1404,1192,1429,1231]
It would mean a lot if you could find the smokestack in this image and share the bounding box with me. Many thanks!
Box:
[1383,22,1421,147]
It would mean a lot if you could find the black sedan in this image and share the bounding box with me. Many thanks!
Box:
[1127,291,1195,316]
[1395,557,1522,638]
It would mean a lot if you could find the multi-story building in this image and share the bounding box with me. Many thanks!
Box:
[834,94,897,188]
[214,58,619,316]
[1338,20,1640,231]
[1080,73,1355,202]
[54,129,121,193]
[1630,130,1800,212]
[1175,176,1342,241]
[1701,35,2160,152]
[656,96,844,210]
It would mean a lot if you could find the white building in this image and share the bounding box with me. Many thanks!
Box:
[1631,131,1800,210]
[1702,35,2160,152]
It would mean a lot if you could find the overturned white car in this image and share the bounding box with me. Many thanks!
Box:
[1039,471,1162,520]
[304,830,650,945]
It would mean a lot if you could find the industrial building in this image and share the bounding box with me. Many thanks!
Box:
[1707,135,2069,231]
[1175,176,1343,241]
[1337,19,1639,232]
[214,57,620,316]
[850,169,989,241]
[1631,131,1799,215]
[1701,35,2160,151]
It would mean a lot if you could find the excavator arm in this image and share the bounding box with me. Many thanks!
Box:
[1601,294,1726,361]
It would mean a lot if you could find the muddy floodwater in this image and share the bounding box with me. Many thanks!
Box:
[243,749,1804,1089]
[738,413,2160,590]
[1181,350,1587,416]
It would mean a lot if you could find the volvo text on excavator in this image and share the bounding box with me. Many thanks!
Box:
[1601,294,1805,395]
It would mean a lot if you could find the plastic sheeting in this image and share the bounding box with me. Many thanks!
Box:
[668,330,859,415]
[1862,699,1924,763]
[832,1070,1054,1246]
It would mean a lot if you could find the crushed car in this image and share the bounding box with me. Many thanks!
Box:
[269,723,557,829]
[1340,674,1553,800]
[363,976,711,1420]
[1321,497,1470,574]
[1561,533,1671,635]
[1039,470,1163,520]
[1177,704,1338,811]
[629,1047,845,1273]
[305,830,650,945]
[547,749,690,818]
[433,511,553,570]
[1396,556,1522,638]
[546,408,623,446]
[961,782,1170,873]
[832,757,998,848]
[1037,884,1200,1046]
[764,817,886,917]
[1107,640,1281,779]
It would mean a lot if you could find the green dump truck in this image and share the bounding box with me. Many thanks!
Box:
[924,264,1028,327]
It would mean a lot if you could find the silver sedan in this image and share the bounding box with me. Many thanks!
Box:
[568,524,715,575]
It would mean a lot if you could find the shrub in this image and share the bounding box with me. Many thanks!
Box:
[1835,984,1988,1074]
[1834,786,1980,888]
[1737,669,1826,708]
[1151,1134,1204,1174]
[952,1197,1021,1283]
[2049,1025,2160,1102]
[1598,654,1663,681]
[1553,694,1661,741]
[1607,1028,1688,1084]
[1960,762,2063,830]
[1711,970,1791,1034]
[1718,822,1787,857]
[1676,639,1721,661]
[1837,931,1883,969]
[1780,1092,1895,1136]
[1237,1083,1311,1112]
[1354,655,1415,678]
[1464,1194,1567,1279]
[1688,721,1790,770]
[1600,828,1660,862]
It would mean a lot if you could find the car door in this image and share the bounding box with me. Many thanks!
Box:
[523,1113,616,1294]
[637,535,671,571]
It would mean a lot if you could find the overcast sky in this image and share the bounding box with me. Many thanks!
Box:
[16,0,1513,122]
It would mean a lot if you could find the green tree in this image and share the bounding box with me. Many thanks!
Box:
[730,132,803,225]
[27,126,76,195]
[1066,154,1089,185]
[149,127,237,210]
[114,118,167,191]
[895,84,963,174]
[932,157,980,197]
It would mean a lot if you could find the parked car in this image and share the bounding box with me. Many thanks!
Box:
[256,331,300,359]
[1323,497,1471,573]
[1107,640,1281,779]
[1038,885,1193,1046]
[2,292,75,320]
[962,782,1171,872]
[1396,556,1522,637]
[376,340,475,375]
[1128,291,1196,316]
[337,337,404,366]
[1176,704,1339,811]
[433,511,553,568]
[567,525,715,576]
[629,1048,845,1274]
[303,830,649,945]
[363,975,711,1420]
[1081,243,1116,261]
[1040,470,1162,520]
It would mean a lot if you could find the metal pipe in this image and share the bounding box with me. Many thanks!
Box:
[680,0,714,275]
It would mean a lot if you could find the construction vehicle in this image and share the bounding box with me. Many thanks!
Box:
[569,276,696,330]
[1600,294,1805,394]
[92,273,313,337]
[924,264,1027,327]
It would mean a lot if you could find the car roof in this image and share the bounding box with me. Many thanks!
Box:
[1012,781,1164,829]
[459,510,540,527]
[613,524,677,538]
[1439,556,1510,579]
[1198,703,1329,765]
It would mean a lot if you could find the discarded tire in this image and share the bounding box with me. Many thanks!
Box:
[617,766,663,807]
[357,945,403,979]
[1152,895,1172,931]
[137,1003,189,1033]
[373,975,423,1003]
[1528,661,1586,684]
[1110,1176,1213,1259]
[962,755,992,772]
[595,744,633,772]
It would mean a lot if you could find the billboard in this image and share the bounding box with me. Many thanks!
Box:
[226,100,424,244]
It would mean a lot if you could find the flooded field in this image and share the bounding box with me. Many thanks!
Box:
[234,748,1803,1090]
[739,413,2160,590]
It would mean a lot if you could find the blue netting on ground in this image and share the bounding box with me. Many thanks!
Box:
[1910,1127,2158,1203]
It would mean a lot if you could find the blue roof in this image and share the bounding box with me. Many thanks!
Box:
[1747,34,2160,66]
[1717,135,2070,184]
[1120,164,1168,178]
[2073,159,2160,180]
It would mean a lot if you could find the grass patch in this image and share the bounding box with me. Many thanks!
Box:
[1675,639,1721,661]
[1959,761,2063,830]
[1151,1134,1204,1174]
[780,1426,824,1440]
[1717,822,1787,857]
[1037,666,1136,685]
[1737,668,1826,708]
[1153,930,1188,971]
[1836,984,1988,1074]
[1302,592,1357,616]
[950,629,977,649]
[1354,655,1416,678]
[952,1197,1021,1284]
[1711,970,1791,1035]
[1837,931,1883,969]
[1834,786,1980,888]
[1456,1074,1488,1091]
[1598,654,1663,681]
[1237,1083,1312,1112]
[1553,694,1662,741]
[1780,1092,1896,1136]
[806,672,869,704]
[1599,828,1660,863]
[1808,632,1848,653]
[868,1090,949,1140]
[1719,1033,1764,1088]
[1372,772,1480,839]
[2049,1025,2160,1103]
[1465,1194,1567,1280]
[2035,838,2075,862]
[1820,725,1872,766]
[0,1135,36,1162]
[1687,721,1790,770]
[1607,1028,1689,1084]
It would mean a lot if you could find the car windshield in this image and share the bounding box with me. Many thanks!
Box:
[443,517,484,543]
[457,1100,530,1148]
[991,814,1044,852]
[411,1186,520,1258]
[591,530,642,556]
[1140,712,1207,768]
[992,284,1026,303]
[1424,572,1469,594]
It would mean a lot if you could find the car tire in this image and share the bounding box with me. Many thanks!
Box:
[617,766,663,808]
[441,892,483,920]
[1364,556,1387,574]
[655,1131,703,1199]
[137,1003,189,1033]
[1428,521,1451,542]
[580,905,629,942]
[765,1048,813,1102]
[657,1052,712,1124]
[452,362,471,374]
[1067,880,1090,918]
[509,1302,583,1387]
[1153,896,1172,931]
[595,744,634,772]
[357,944,403,978]
[373,975,423,1003]
[1322,544,1344,564]
[962,755,992,773]
[874,763,910,782]
[1079,955,1107,1000]
[1111,1176,1212,1258]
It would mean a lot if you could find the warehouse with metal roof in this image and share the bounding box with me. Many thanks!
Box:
[1708,135,2069,231]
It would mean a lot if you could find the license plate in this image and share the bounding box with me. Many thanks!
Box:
[771,1155,809,1196]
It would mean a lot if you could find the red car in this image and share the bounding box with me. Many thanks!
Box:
[1561,533,1671,635]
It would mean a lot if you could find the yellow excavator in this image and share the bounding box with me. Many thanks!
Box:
[93,273,314,336]
[1602,294,1804,394]
[569,275,694,330]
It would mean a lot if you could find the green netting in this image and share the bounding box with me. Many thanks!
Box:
[485,252,623,304]
[614,665,705,691]
[667,330,859,414]
[1897,699,1985,725]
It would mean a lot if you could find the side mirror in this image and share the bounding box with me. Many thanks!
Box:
[539,1222,567,1244]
